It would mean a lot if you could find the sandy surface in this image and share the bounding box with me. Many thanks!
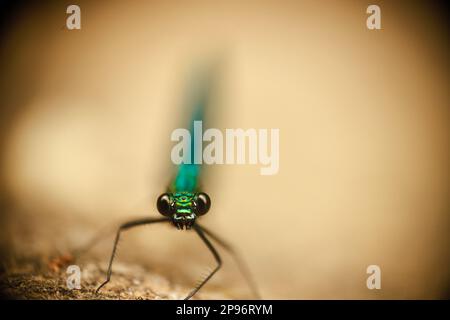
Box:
[0,256,230,300]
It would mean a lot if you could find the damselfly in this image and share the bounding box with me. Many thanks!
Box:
[96,67,260,300]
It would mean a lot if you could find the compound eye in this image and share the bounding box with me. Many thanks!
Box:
[157,193,173,216]
[196,192,211,216]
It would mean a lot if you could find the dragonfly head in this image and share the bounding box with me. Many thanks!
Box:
[157,192,211,230]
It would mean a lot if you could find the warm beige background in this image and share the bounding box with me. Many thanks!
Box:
[0,0,449,299]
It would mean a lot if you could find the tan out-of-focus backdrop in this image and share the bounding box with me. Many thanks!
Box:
[0,0,448,299]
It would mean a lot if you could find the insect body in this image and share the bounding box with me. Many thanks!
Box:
[96,67,259,300]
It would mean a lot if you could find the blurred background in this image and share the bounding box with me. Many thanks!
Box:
[0,0,449,299]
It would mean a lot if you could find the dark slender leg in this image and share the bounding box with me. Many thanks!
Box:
[184,224,222,300]
[196,223,261,299]
[96,217,169,293]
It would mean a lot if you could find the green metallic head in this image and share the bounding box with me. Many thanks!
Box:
[157,191,211,229]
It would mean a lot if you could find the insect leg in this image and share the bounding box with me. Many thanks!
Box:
[184,224,222,300]
[95,217,169,294]
[195,223,261,299]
